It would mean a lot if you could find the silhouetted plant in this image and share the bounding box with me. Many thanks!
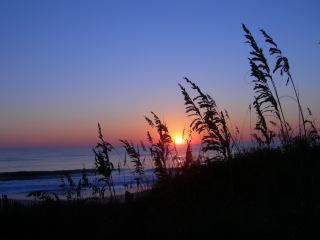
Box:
[27,169,88,202]
[59,167,91,200]
[145,112,173,184]
[260,28,306,136]
[27,190,60,202]
[59,171,76,200]
[27,168,92,202]
[185,140,193,167]
[304,108,320,143]
[179,126,194,167]
[92,123,117,199]
[243,24,320,146]
[243,24,288,144]
[252,97,275,146]
[179,78,232,162]
[120,139,145,189]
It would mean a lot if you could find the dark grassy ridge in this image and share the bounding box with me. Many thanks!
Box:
[1,142,320,239]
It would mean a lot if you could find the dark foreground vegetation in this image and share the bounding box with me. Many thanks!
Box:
[1,144,320,239]
[1,25,320,239]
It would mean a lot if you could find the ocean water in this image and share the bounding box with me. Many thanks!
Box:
[0,144,199,199]
[0,146,158,199]
[1,142,258,200]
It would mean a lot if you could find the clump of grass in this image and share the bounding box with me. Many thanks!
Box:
[119,139,146,192]
[179,78,234,162]
[59,166,91,200]
[242,24,319,145]
[91,123,117,200]
[144,112,174,184]
[243,24,287,144]
[260,28,306,136]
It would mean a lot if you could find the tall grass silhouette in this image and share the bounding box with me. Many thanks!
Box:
[179,78,234,162]
[243,24,319,145]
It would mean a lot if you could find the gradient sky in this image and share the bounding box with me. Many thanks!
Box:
[1,0,319,149]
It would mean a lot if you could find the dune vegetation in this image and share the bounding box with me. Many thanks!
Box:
[1,24,320,239]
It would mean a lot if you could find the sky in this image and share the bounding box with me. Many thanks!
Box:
[1,0,319,149]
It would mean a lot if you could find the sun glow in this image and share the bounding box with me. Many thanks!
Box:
[175,137,182,144]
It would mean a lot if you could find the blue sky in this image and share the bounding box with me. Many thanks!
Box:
[1,0,319,148]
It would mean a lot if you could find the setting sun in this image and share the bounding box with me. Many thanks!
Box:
[175,137,182,144]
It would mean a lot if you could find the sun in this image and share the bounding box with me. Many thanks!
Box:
[175,137,182,144]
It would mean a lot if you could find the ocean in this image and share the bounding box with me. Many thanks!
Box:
[0,146,155,199]
[1,142,262,200]
[0,144,199,200]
